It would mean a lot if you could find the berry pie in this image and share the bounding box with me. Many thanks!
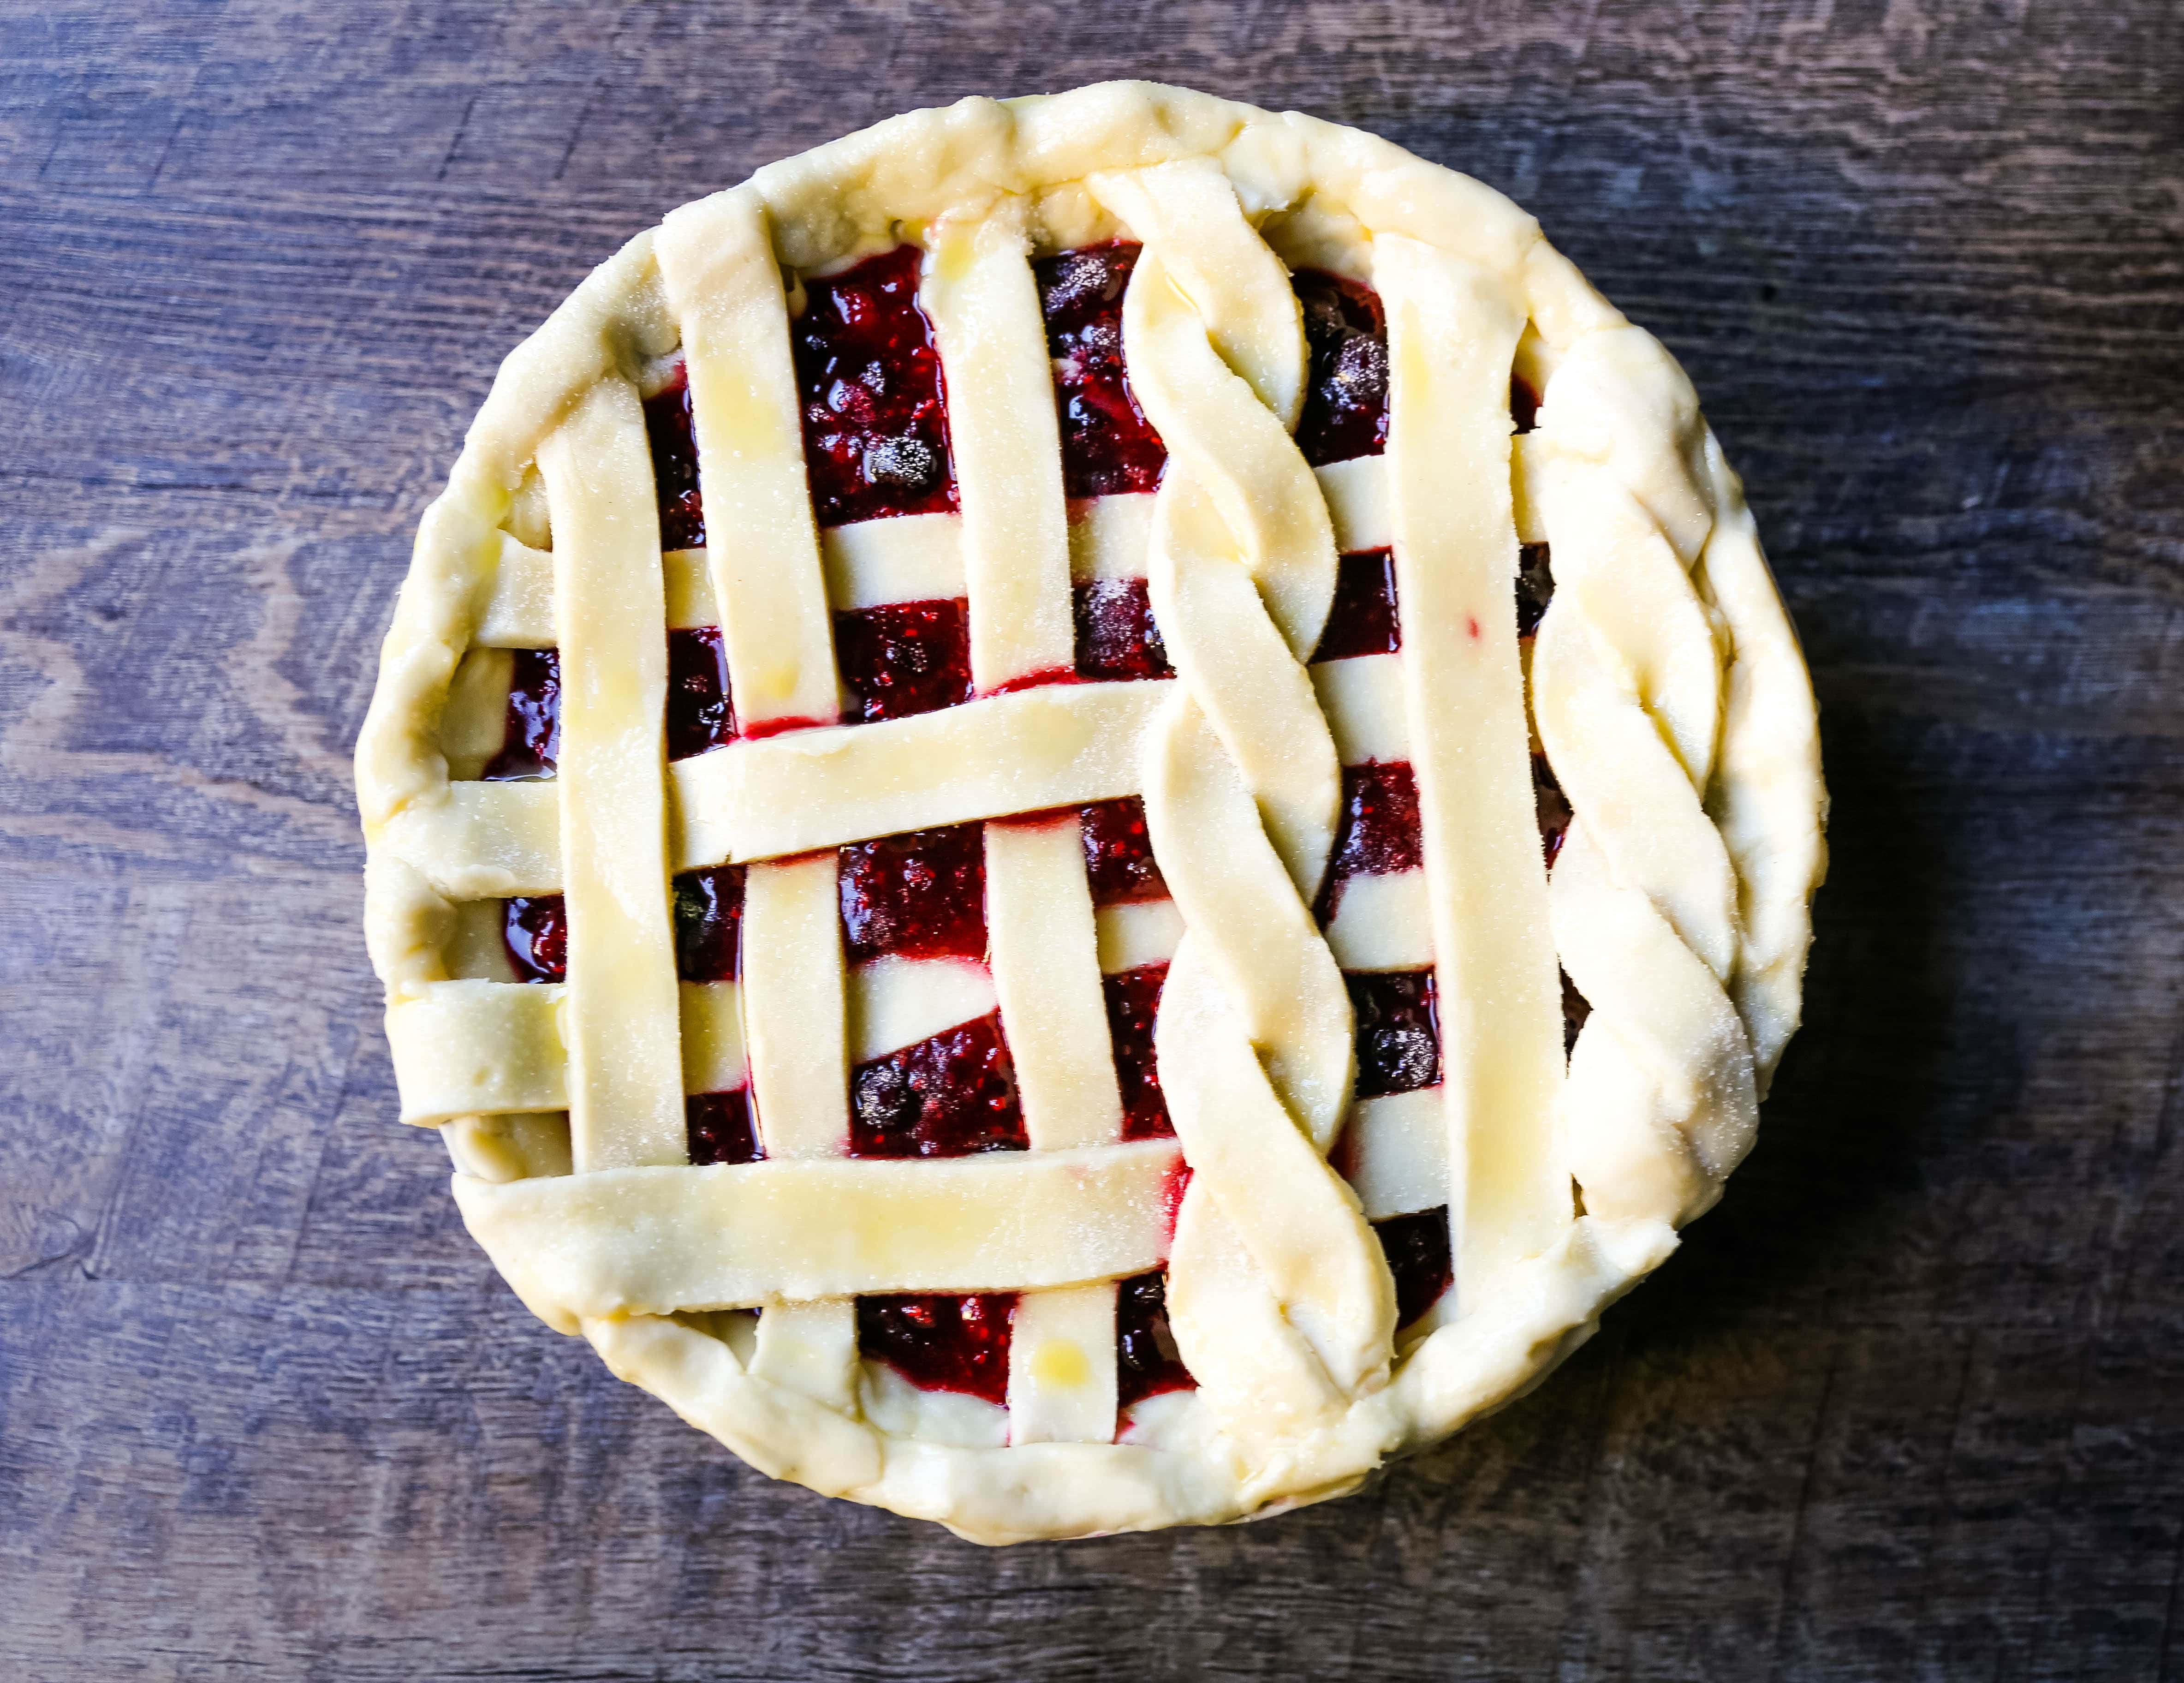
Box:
[358,82,1826,1542]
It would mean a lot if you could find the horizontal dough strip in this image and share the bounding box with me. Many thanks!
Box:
[382,680,1177,895]
[672,679,1175,871]
[452,1138,1185,1330]
[387,979,746,1126]
[468,454,1558,652]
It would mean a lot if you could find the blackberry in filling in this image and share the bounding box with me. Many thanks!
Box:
[1293,269,1389,466]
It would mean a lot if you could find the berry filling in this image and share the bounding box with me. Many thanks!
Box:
[849,1011,1027,1158]
[835,599,974,722]
[1074,577,1173,681]
[792,245,956,528]
[1317,761,1424,924]
[1104,963,1173,1141]
[857,1292,1015,1405]
[1312,549,1401,662]
[644,361,705,550]
[1562,971,1592,1053]
[1534,754,1573,865]
[502,894,567,984]
[1349,968,1442,1098]
[1512,374,1541,436]
[1294,270,1389,467]
[1080,796,1167,906]
[1037,241,1167,499]
[686,1088,761,1166]
[839,824,986,964]
[1517,541,1554,637]
[672,864,745,982]
[1116,1270,1195,1408]
[1375,1208,1454,1328]
[481,648,560,782]
[666,624,735,759]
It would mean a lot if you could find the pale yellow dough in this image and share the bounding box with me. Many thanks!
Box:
[357,81,1826,1543]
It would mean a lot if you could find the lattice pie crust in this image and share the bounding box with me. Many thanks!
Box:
[357,83,1827,1543]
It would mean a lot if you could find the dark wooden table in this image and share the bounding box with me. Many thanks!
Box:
[5,3,2180,1677]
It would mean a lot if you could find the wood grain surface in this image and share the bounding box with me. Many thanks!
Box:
[4,2,2180,1677]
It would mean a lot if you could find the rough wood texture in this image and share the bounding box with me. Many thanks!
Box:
[4,2,2180,1677]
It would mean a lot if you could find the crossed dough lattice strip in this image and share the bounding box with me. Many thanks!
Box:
[357,81,1825,1543]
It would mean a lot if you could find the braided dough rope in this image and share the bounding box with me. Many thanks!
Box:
[355,82,1826,1542]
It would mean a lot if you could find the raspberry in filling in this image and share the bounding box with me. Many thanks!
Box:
[1104,964,1172,1141]
[1036,241,1166,499]
[1116,1270,1195,1408]
[792,245,957,528]
[1312,548,1401,663]
[502,894,567,984]
[849,1011,1027,1158]
[834,598,974,722]
[481,649,560,782]
[1079,796,1167,905]
[1375,1208,1454,1328]
[859,1294,1016,1405]
[839,824,986,964]
[1073,577,1173,681]
[644,361,705,550]
[685,1088,760,1166]
[666,625,735,758]
[1348,969,1442,1098]
[672,864,745,982]
[1294,270,1389,466]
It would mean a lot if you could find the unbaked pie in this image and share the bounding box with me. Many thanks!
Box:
[358,82,1826,1543]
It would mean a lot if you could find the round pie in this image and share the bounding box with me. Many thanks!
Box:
[357,81,1827,1543]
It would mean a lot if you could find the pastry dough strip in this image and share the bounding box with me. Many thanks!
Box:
[1379,235,1570,1307]
[452,1138,1185,1327]
[538,380,686,1172]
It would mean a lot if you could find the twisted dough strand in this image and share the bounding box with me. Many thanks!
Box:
[1103,167,1396,1446]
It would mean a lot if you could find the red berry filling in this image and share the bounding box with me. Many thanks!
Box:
[793,245,956,528]
[1073,577,1174,681]
[1037,241,1167,499]
[686,1088,760,1166]
[849,1011,1026,1158]
[1317,761,1424,924]
[666,624,735,759]
[672,864,745,983]
[1375,1207,1453,1328]
[1080,796,1166,906]
[1294,270,1389,467]
[1349,968,1441,1098]
[1116,1270,1195,1408]
[644,362,706,550]
[857,1292,1015,1405]
[1312,548,1401,663]
[481,648,560,782]
[502,894,567,984]
[839,824,986,964]
[835,598,974,722]
[1104,963,1172,1141]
